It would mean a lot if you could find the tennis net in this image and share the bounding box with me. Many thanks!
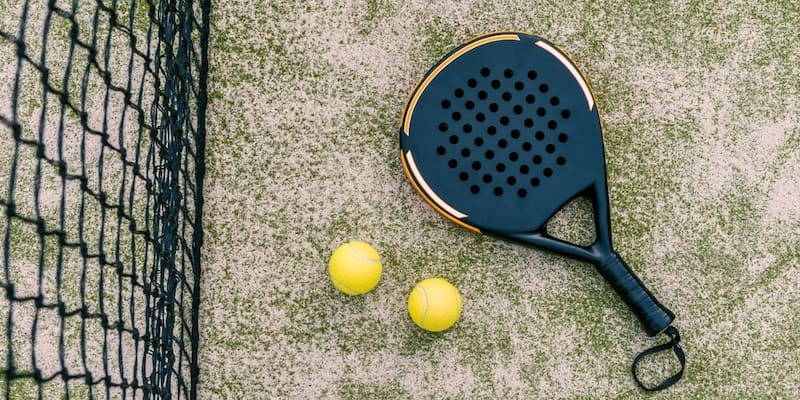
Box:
[0,0,208,398]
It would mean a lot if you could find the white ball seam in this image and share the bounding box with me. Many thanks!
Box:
[331,277,360,295]
[416,286,429,329]
[345,242,381,263]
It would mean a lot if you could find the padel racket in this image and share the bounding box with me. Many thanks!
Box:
[399,32,685,391]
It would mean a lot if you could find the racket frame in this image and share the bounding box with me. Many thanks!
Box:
[399,31,675,337]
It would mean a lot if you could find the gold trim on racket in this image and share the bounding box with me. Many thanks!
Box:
[400,149,480,233]
[402,33,521,136]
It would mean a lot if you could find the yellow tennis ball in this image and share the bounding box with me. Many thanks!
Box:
[407,278,462,332]
[328,241,382,295]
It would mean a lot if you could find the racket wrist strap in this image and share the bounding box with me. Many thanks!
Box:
[632,326,685,391]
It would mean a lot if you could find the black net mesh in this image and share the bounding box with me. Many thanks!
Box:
[0,0,207,398]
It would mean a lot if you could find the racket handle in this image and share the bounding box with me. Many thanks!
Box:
[596,253,674,337]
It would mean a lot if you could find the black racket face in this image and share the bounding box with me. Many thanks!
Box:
[400,32,607,233]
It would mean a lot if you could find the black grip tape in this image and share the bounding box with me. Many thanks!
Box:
[595,253,674,336]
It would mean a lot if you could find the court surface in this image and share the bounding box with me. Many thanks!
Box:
[200,1,800,398]
[3,0,799,398]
